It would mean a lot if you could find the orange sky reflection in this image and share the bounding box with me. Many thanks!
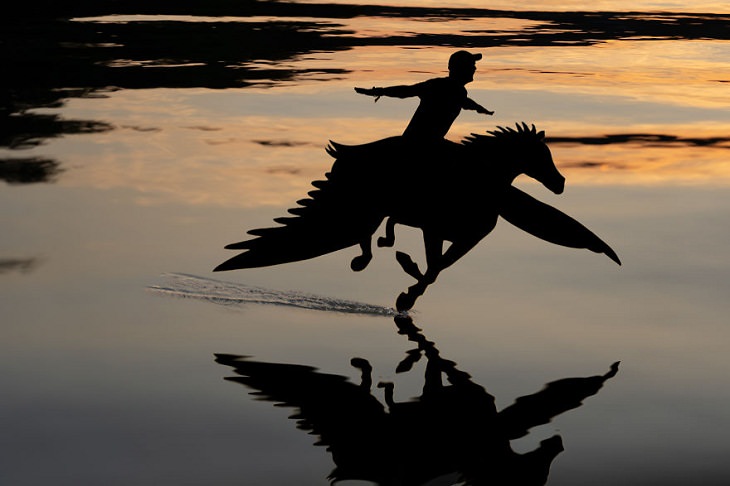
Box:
[33,109,729,209]
[14,28,728,209]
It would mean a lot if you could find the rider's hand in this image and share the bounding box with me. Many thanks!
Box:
[354,87,381,102]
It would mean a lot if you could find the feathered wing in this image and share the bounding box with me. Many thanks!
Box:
[499,186,621,265]
[214,354,392,483]
[214,142,388,272]
[497,362,620,440]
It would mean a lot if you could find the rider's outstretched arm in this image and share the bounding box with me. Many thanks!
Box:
[354,84,420,100]
[463,97,494,115]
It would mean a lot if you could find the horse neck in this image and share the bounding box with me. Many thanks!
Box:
[463,136,516,180]
[480,146,526,185]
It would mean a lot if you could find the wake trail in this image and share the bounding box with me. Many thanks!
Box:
[147,273,398,317]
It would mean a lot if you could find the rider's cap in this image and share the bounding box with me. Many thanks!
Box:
[448,50,482,70]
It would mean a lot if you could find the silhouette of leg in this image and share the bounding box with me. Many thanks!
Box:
[395,232,443,311]
[437,238,480,273]
[396,286,421,312]
[397,239,478,310]
[377,218,396,247]
[350,238,373,271]
[421,231,445,285]
[350,357,372,390]
[422,358,444,396]
[377,381,396,408]
[395,251,423,279]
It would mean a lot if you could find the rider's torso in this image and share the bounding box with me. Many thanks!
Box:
[402,77,467,140]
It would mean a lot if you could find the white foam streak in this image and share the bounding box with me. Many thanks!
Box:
[148,273,398,317]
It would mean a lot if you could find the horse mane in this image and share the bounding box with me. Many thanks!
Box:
[461,122,546,149]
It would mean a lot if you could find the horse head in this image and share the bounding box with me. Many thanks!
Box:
[467,122,565,194]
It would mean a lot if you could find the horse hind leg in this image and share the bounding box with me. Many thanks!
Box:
[350,237,373,272]
[377,217,396,248]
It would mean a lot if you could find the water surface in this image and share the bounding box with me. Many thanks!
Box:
[2,1,729,485]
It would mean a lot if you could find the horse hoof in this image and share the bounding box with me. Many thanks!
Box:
[377,236,394,248]
[350,255,372,272]
[396,291,416,312]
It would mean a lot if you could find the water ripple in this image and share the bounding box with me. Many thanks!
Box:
[148,272,398,317]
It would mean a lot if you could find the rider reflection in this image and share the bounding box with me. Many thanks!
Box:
[215,315,619,485]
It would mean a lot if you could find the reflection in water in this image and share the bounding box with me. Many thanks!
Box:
[3,3,728,157]
[215,124,619,311]
[549,133,730,149]
[216,315,619,485]
[0,109,114,151]
[0,10,351,165]
[0,158,63,185]
[0,257,40,274]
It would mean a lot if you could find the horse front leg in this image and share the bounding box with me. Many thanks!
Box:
[421,231,447,285]
[395,234,481,312]
[438,237,481,274]
[395,231,444,311]
[395,251,423,280]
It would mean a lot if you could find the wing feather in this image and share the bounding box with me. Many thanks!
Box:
[498,362,619,440]
[214,146,386,272]
[215,354,389,457]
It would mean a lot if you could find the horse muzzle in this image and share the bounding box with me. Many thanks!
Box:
[545,176,565,194]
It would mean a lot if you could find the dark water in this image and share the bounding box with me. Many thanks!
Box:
[2,2,730,485]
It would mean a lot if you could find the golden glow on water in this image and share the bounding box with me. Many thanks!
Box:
[40,101,730,209]
[551,134,730,186]
[27,29,726,209]
[341,15,542,39]
[11,9,729,208]
[290,0,730,14]
[73,1,730,14]
[470,40,730,107]
[299,40,730,109]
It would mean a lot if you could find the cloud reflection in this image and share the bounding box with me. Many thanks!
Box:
[3,2,728,199]
[0,158,63,185]
[0,257,40,274]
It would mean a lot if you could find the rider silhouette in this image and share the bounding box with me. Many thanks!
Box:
[355,50,494,141]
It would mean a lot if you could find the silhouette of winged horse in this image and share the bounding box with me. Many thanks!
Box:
[214,123,620,311]
[215,315,620,485]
